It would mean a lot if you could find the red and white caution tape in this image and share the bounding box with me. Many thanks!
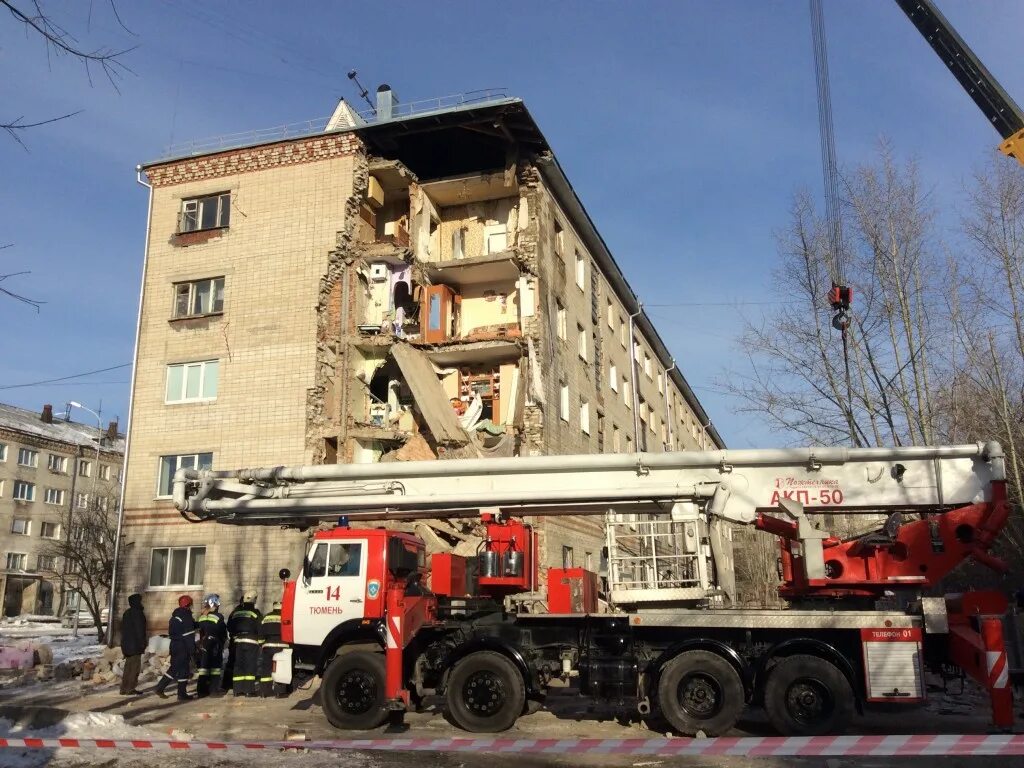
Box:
[2,734,1023,756]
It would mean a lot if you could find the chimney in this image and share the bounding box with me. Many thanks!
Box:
[376,84,397,121]
[106,420,118,441]
[40,404,53,424]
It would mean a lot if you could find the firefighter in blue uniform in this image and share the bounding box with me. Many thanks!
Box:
[257,601,290,697]
[155,595,197,701]
[227,591,262,696]
[196,594,227,698]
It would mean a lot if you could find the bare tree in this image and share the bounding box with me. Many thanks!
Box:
[1,0,135,148]
[41,497,118,642]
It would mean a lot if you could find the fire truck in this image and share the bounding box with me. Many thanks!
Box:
[174,443,1015,736]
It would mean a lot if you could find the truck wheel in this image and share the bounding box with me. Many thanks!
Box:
[445,651,526,732]
[321,651,389,730]
[657,650,744,736]
[764,654,853,736]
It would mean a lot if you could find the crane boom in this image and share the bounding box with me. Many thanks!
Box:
[175,442,1003,525]
[895,0,1024,164]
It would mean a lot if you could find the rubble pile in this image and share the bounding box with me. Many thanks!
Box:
[0,636,171,690]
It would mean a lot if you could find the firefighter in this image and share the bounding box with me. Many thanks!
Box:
[228,591,262,696]
[155,595,197,701]
[196,594,227,698]
[257,601,289,698]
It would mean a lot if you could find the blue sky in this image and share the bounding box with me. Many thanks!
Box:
[1,0,1021,446]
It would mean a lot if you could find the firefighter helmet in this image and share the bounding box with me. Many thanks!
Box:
[178,595,193,609]
[203,594,221,609]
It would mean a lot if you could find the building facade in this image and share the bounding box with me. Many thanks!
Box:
[120,91,724,620]
[0,403,123,617]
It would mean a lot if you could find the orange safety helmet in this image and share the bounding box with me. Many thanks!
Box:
[178,595,194,609]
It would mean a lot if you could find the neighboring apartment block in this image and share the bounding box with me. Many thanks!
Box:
[121,89,724,620]
[0,403,123,617]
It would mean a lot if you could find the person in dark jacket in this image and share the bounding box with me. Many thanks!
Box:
[227,592,262,697]
[155,595,197,701]
[257,601,289,698]
[119,594,147,696]
[196,594,228,698]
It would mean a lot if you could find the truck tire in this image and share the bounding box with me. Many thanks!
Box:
[445,651,526,732]
[321,651,389,730]
[656,650,744,736]
[764,654,853,736]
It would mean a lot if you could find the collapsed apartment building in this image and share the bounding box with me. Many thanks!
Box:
[119,88,724,620]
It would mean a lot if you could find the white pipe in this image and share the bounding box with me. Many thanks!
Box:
[663,359,676,450]
[105,166,153,646]
[627,304,642,450]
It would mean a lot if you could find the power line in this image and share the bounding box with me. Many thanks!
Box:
[644,300,800,308]
[0,364,131,391]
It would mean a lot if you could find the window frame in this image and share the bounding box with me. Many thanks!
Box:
[5,553,27,571]
[577,323,587,361]
[148,545,207,589]
[179,192,230,234]
[580,397,591,435]
[17,448,38,468]
[11,518,31,535]
[44,488,65,506]
[99,464,111,481]
[13,480,35,501]
[37,554,57,571]
[78,459,92,477]
[40,521,61,539]
[157,452,213,498]
[610,364,618,392]
[165,359,220,404]
[0,443,6,462]
[75,492,89,509]
[47,453,68,473]
[575,251,586,290]
[172,277,225,319]
[559,383,570,423]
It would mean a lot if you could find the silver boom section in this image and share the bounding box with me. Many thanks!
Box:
[174,442,1004,526]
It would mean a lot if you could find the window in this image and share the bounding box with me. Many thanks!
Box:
[580,398,590,435]
[562,545,574,569]
[644,353,652,379]
[99,464,111,481]
[306,542,364,578]
[585,552,593,571]
[606,299,614,329]
[44,488,65,505]
[179,192,230,233]
[95,496,109,512]
[575,251,586,290]
[13,481,35,501]
[623,378,632,409]
[173,277,225,318]
[613,426,621,453]
[75,492,89,509]
[149,545,206,587]
[47,454,68,473]
[556,302,566,340]
[11,518,30,535]
[554,220,564,255]
[0,480,4,497]
[577,324,587,361]
[166,360,219,403]
[78,459,92,477]
[626,435,633,453]
[6,553,26,571]
[559,383,570,423]
[37,555,57,571]
[619,316,627,348]
[610,364,618,392]
[483,223,508,255]
[17,448,38,468]
[658,370,665,394]
[158,453,213,497]
[40,522,60,539]
[0,443,6,461]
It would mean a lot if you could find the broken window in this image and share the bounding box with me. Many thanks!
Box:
[173,277,225,318]
[459,368,501,423]
[180,192,230,233]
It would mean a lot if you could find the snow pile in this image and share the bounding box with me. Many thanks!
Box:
[0,712,192,768]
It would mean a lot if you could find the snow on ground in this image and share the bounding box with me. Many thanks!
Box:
[0,618,105,665]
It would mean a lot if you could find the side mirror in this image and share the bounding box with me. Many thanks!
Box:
[279,568,291,581]
[301,557,311,587]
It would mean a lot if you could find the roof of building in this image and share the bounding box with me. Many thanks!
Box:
[141,92,726,449]
[0,403,125,454]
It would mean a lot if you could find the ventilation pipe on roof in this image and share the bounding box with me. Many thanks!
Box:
[376,85,397,121]
[40,404,53,423]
